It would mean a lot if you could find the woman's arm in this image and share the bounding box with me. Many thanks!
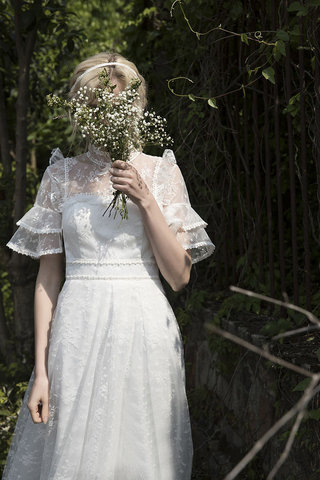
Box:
[27,253,64,424]
[110,161,192,291]
[138,195,192,291]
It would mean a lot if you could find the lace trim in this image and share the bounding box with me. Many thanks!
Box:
[6,242,63,259]
[162,149,177,165]
[86,145,142,168]
[49,147,64,165]
[191,249,215,264]
[16,221,62,234]
[65,192,114,200]
[181,240,216,251]
[87,144,112,166]
[67,258,156,265]
[47,152,69,203]
[65,275,159,280]
[181,241,216,264]
[180,220,208,231]
[182,221,208,232]
[161,202,209,231]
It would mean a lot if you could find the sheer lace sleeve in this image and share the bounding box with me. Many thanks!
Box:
[6,151,65,259]
[155,149,215,264]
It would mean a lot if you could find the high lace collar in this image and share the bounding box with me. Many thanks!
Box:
[86,143,141,170]
[87,144,112,167]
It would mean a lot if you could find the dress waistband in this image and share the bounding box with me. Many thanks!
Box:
[65,259,159,280]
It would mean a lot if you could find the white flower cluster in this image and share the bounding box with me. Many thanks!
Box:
[47,72,173,220]
[47,76,172,163]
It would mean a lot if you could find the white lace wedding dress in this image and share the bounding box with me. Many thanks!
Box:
[3,144,215,480]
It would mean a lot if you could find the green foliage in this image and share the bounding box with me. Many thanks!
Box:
[282,92,301,117]
[207,329,241,378]
[215,292,262,320]
[287,1,308,16]
[175,289,210,331]
[240,33,249,45]
[262,67,275,84]
[273,39,286,61]
[1,271,13,328]
[260,317,293,337]
[292,377,311,392]
[208,98,218,109]
[306,408,320,421]
[0,363,31,470]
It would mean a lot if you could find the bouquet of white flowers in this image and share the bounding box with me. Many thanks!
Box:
[47,69,173,219]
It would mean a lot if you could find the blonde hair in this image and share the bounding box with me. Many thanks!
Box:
[69,52,148,111]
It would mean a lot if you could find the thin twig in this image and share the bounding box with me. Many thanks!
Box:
[230,286,320,327]
[204,323,314,378]
[272,324,319,340]
[266,407,306,479]
[223,379,320,480]
[170,0,275,45]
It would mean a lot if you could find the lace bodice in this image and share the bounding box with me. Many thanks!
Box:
[7,145,215,266]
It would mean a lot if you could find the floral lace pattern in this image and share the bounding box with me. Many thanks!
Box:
[7,146,215,263]
[154,150,215,263]
[3,146,214,480]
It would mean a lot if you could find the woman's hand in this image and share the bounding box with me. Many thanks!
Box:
[109,160,150,207]
[27,375,49,424]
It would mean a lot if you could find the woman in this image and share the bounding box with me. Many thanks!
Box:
[3,52,215,480]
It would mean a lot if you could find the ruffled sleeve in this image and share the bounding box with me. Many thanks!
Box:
[155,149,215,264]
[6,152,65,259]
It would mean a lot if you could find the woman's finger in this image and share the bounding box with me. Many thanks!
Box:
[28,401,43,423]
[41,399,49,424]
[112,160,130,169]
[110,176,130,186]
[109,167,130,177]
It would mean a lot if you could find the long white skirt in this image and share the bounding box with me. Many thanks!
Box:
[2,277,193,479]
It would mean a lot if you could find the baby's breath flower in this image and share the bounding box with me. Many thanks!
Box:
[47,69,173,220]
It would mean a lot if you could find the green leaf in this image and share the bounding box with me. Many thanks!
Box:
[316,348,320,361]
[276,40,286,56]
[289,92,300,104]
[292,377,311,392]
[288,1,303,11]
[208,98,218,109]
[276,30,289,42]
[273,40,286,62]
[0,409,12,416]
[188,94,196,102]
[262,67,275,84]
[289,25,300,37]
[240,33,249,45]
[297,6,308,15]
[287,2,308,15]
[283,102,299,117]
